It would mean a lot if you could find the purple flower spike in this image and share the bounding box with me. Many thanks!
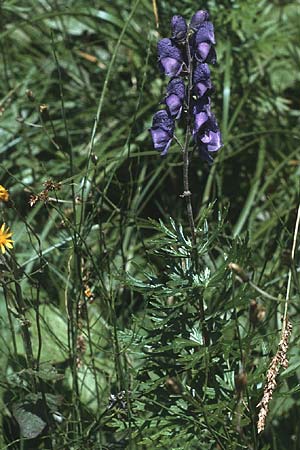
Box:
[150,10,221,161]
[150,110,175,156]
[171,15,187,42]
[157,38,184,77]
[193,63,212,97]
[190,10,210,31]
[165,78,185,119]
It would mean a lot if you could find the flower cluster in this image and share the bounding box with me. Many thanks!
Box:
[150,10,222,162]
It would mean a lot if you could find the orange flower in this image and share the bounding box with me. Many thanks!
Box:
[0,185,9,202]
[0,223,13,253]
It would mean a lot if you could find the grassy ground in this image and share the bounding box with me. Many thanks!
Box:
[0,0,300,449]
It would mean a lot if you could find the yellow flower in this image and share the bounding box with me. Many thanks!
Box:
[84,287,93,298]
[0,185,9,202]
[0,223,13,254]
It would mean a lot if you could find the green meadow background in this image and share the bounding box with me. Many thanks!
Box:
[0,1,300,448]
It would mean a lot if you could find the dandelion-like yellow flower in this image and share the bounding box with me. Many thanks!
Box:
[0,223,13,254]
[0,185,9,202]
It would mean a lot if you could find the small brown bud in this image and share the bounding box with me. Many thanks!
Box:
[235,371,247,394]
[165,377,182,394]
[26,89,35,101]
[228,262,249,282]
[44,179,61,191]
[250,300,266,326]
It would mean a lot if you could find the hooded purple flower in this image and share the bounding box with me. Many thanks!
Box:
[164,77,185,119]
[171,15,187,43]
[198,114,222,153]
[157,38,184,77]
[189,10,210,31]
[195,22,216,63]
[193,103,222,163]
[193,98,211,136]
[150,110,175,156]
[193,63,212,98]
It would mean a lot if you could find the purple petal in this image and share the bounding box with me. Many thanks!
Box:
[193,63,211,82]
[196,42,212,62]
[194,111,209,134]
[152,110,175,133]
[166,77,185,99]
[166,94,182,119]
[150,128,172,153]
[150,110,174,155]
[157,39,183,76]
[190,10,210,31]
[193,63,212,97]
[201,130,222,152]
[193,99,211,135]
[195,82,212,97]
[157,38,183,62]
[165,78,185,118]
[159,57,182,77]
[171,15,187,42]
[195,22,216,45]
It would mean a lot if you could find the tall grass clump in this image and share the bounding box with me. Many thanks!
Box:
[0,1,300,449]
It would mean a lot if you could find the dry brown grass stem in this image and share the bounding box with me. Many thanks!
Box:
[257,319,292,433]
[257,203,300,433]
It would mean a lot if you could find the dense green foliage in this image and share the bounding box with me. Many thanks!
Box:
[0,0,300,448]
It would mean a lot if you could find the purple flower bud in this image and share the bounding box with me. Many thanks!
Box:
[193,63,212,97]
[150,110,175,156]
[157,38,184,77]
[171,15,187,43]
[190,10,210,31]
[195,22,217,63]
[165,78,185,119]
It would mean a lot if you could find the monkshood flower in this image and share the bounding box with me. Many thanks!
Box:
[165,77,185,119]
[193,63,212,98]
[171,15,187,43]
[150,110,175,156]
[195,21,216,63]
[192,98,211,136]
[157,38,184,77]
[198,114,222,153]
[193,95,222,161]
[195,114,222,163]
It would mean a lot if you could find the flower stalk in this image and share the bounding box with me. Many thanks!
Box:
[150,10,222,241]
[149,11,221,347]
